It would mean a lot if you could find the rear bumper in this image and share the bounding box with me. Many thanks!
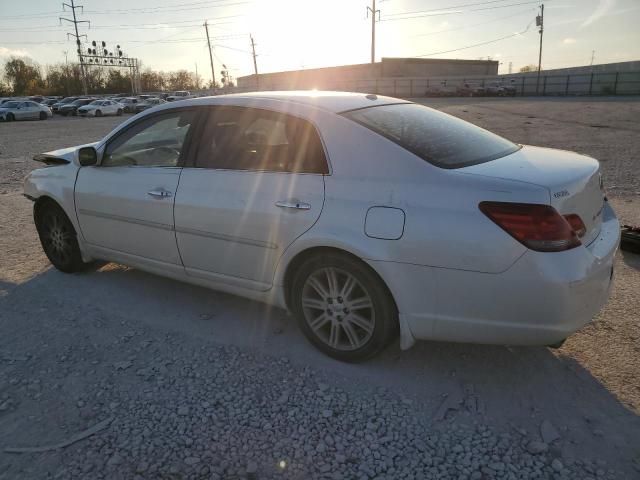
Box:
[375,202,620,347]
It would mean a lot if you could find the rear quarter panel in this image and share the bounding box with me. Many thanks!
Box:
[286,114,548,274]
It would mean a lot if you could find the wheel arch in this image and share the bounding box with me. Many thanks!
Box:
[33,195,69,226]
[281,245,398,317]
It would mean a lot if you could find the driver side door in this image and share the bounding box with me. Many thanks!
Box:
[75,108,199,269]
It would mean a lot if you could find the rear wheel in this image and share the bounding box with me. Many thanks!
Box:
[6,113,14,121]
[95,109,102,117]
[35,201,87,273]
[291,252,398,362]
[39,111,47,120]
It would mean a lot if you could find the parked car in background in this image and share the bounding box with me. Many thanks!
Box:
[166,90,191,101]
[0,100,52,121]
[118,97,139,113]
[133,97,166,113]
[29,95,45,104]
[457,83,485,97]
[23,92,619,362]
[41,99,59,107]
[59,98,94,116]
[78,99,124,117]
[52,97,80,113]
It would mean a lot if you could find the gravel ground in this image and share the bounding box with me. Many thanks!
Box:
[0,98,639,479]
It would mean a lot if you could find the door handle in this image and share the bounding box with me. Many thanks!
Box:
[147,189,173,199]
[275,200,311,210]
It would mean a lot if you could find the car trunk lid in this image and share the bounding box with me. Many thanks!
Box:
[462,145,605,246]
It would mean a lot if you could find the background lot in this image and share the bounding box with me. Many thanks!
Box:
[0,97,639,479]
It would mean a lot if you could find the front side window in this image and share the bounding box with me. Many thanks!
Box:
[102,110,196,167]
[195,106,328,174]
[342,103,520,169]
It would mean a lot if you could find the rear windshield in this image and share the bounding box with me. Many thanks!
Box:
[342,103,520,169]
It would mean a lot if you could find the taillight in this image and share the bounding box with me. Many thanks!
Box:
[563,214,586,238]
[479,202,581,252]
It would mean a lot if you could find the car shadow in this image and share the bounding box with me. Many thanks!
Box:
[621,248,640,271]
[1,264,639,473]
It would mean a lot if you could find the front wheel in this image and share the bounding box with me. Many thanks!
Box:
[95,109,102,117]
[6,113,14,121]
[116,109,123,116]
[39,111,47,120]
[35,202,87,273]
[291,253,398,362]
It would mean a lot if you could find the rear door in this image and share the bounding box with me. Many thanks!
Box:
[174,105,327,290]
[75,108,199,265]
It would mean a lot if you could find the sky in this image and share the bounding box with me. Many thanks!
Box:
[0,0,639,83]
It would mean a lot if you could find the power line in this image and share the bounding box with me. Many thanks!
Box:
[411,8,534,37]
[415,21,532,57]
[384,0,525,17]
[381,0,547,22]
[0,17,242,33]
[0,0,249,20]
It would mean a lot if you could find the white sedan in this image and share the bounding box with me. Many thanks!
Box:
[0,100,52,121]
[23,92,620,361]
[77,99,124,117]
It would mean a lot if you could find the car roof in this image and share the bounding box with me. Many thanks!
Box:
[174,91,408,114]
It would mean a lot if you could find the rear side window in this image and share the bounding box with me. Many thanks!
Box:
[195,106,328,174]
[343,103,519,169]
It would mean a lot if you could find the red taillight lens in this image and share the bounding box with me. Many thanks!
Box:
[479,202,581,252]
[563,214,587,238]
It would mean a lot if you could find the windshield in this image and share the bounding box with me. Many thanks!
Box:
[4,101,20,108]
[89,100,102,105]
[342,103,520,169]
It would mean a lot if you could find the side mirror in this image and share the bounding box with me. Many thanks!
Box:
[78,146,98,166]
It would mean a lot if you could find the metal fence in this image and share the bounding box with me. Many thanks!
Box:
[229,70,640,97]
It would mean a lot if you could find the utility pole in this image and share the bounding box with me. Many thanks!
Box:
[590,50,595,66]
[250,34,259,89]
[508,61,513,74]
[204,21,216,91]
[195,62,199,90]
[535,3,544,94]
[366,0,380,64]
[60,0,90,95]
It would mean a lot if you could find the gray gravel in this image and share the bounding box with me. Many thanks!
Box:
[0,318,626,480]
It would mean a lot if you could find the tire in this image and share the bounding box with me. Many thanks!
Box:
[34,201,87,273]
[39,111,47,120]
[6,113,14,121]
[95,109,102,117]
[291,252,398,362]
[116,109,123,116]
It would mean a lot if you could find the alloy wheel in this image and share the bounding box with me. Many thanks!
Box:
[301,267,375,351]
[40,211,73,265]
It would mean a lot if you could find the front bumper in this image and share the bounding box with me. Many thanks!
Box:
[373,202,620,347]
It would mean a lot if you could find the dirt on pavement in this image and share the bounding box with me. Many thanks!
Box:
[0,98,639,479]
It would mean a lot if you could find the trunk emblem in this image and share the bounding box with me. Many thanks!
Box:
[553,190,570,199]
